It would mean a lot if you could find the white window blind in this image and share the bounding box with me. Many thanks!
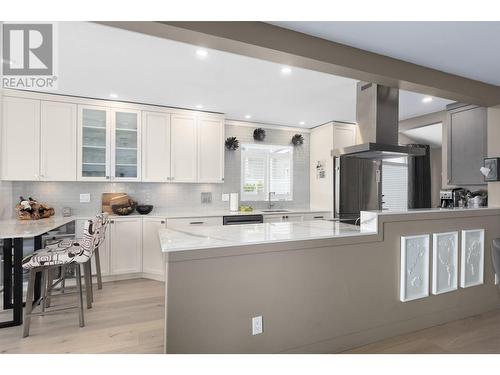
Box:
[382,157,408,211]
[241,144,293,201]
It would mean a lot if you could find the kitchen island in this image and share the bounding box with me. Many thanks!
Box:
[159,207,500,353]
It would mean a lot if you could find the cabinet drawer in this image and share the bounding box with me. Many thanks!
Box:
[167,217,222,227]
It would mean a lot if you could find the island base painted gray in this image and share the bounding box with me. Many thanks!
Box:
[164,210,500,353]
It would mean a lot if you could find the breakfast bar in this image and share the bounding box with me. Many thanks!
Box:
[0,217,75,328]
[159,208,500,353]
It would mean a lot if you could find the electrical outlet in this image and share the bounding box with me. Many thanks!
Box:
[222,193,230,202]
[252,315,263,335]
[79,193,91,203]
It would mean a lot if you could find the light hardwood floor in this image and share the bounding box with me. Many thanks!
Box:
[0,278,165,354]
[1,278,499,354]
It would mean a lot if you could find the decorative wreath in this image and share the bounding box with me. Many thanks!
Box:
[225,136,240,151]
[253,128,266,141]
[291,133,304,146]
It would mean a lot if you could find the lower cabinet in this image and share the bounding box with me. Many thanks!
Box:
[109,217,142,275]
[264,214,304,223]
[142,217,166,278]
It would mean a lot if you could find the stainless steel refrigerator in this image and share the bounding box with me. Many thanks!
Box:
[334,156,382,223]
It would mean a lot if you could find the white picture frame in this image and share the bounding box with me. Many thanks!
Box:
[400,234,430,302]
[460,229,485,288]
[432,231,459,295]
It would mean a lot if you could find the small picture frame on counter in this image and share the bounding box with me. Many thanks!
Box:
[482,157,500,182]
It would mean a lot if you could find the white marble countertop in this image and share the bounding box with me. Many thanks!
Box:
[158,220,376,252]
[364,206,499,215]
[74,207,330,220]
[0,216,75,239]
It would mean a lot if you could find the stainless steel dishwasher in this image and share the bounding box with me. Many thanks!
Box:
[222,215,264,225]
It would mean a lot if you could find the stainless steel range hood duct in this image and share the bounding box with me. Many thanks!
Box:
[335,82,425,159]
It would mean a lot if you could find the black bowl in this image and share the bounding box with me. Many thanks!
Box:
[136,204,154,215]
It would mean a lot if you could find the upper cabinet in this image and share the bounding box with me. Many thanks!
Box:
[171,113,225,183]
[2,91,224,183]
[446,105,487,186]
[1,96,77,181]
[111,109,141,181]
[77,106,141,182]
[197,115,225,183]
[142,111,171,182]
[41,101,77,181]
[1,96,40,181]
[171,114,198,182]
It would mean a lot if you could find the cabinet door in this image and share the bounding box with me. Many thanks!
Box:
[40,101,77,181]
[171,114,198,182]
[78,105,111,181]
[142,218,166,277]
[333,123,357,150]
[1,97,40,180]
[263,215,283,223]
[76,219,110,276]
[197,116,224,183]
[112,109,141,181]
[142,111,171,182]
[110,218,142,275]
[447,106,487,186]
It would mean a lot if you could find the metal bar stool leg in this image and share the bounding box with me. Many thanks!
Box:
[95,247,103,290]
[75,264,85,327]
[23,269,37,338]
[45,268,55,308]
[41,269,48,313]
[83,262,92,309]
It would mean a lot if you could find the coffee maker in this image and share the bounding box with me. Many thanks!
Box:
[440,188,467,208]
[440,190,454,208]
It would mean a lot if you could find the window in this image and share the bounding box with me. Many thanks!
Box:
[241,144,293,201]
[382,157,408,211]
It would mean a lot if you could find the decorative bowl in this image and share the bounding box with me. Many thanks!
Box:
[111,201,136,216]
[136,204,154,215]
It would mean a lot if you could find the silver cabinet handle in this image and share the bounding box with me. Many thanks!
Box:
[189,221,204,225]
[161,220,165,224]
[110,220,114,224]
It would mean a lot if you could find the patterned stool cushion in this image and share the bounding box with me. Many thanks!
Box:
[22,218,97,270]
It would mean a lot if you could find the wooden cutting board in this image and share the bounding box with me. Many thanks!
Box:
[102,193,129,214]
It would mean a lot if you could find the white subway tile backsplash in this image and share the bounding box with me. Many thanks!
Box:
[9,123,310,216]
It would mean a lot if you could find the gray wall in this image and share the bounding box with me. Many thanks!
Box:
[165,210,500,353]
[8,122,310,217]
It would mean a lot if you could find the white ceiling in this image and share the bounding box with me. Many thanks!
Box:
[270,21,500,86]
[37,22,452,128]
[401,123,443,149]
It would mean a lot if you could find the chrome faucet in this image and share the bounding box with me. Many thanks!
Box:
[268,191,276,209]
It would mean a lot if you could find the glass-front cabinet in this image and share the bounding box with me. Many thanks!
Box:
[111,109,141,181]
[77,105,141,181]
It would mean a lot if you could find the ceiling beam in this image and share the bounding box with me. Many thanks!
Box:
[96,21,500,107]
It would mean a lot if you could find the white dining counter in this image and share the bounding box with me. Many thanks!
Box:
[0,216,75,239]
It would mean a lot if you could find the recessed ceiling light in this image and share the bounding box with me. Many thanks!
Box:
[299,121,305,125]
[281,66,292,75]
[196,49,208,58]
[422,96,433,103]
[245,114,252,119]
[196,104,203,109]
[109,93,118,99]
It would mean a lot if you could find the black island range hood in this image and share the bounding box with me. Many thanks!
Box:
[334,82,425,159]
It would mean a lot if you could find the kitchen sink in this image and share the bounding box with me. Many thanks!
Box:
[261,209,290,213]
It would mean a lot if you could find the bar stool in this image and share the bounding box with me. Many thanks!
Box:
[21,218,99,337]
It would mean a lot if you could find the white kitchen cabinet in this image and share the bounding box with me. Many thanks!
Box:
[77,105,111,181]
[167,217,223,227]
[111,109,141,181]
[142,111,171,182]
[170,114,198,182]
[109,217,142,275]
[75,218,110,276]
[78,105,141,182]
[40,101,77,181]
[142,217,166,278]
[1,97,40,180]
[197,115,224,183]
[310,122,358,213]
[263,214,303,223]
